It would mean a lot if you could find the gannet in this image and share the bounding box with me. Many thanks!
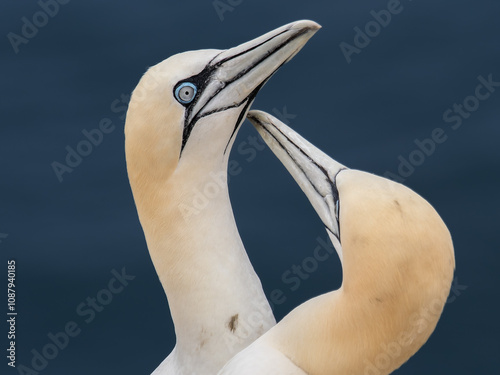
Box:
[219,110,455,374]
[124,21,321,375]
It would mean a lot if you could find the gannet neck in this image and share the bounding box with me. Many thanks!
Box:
[129,156,275,374]
[258,170,455,375]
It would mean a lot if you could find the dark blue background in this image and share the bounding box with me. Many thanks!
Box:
[1,1,499,374]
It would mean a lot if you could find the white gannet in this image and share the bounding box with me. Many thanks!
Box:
[219,110,455,375]
[124,21,321,375]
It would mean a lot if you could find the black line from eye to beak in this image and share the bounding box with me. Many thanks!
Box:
[180,27,310,156]
[179,30,290,154]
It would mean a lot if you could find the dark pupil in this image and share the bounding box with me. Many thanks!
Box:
[185,90,190,96]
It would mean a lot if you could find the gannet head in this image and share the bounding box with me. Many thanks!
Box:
[125,21,320,190]
[248,110,455,375]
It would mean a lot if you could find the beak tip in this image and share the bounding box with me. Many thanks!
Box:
[291,20,322,32]
[247,110,267,127]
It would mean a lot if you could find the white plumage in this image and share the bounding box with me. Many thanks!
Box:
[125,20,454,375]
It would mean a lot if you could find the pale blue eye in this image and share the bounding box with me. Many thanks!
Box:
[175,82,197,104]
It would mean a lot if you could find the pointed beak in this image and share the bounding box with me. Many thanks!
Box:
[247,110,346,250]
[180,20,321,152]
